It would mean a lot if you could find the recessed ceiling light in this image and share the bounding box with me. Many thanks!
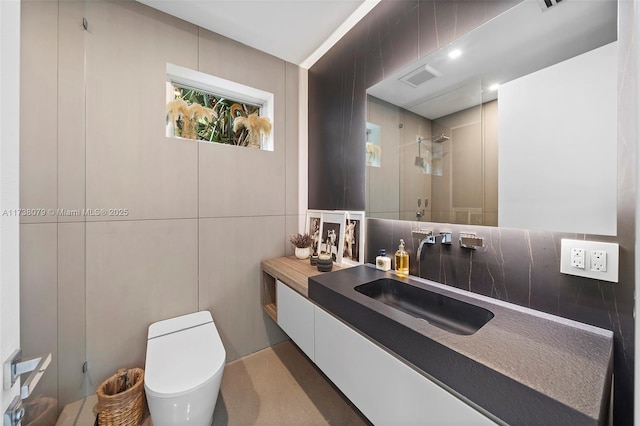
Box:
[489,83,500,91]
[448,49,462,59]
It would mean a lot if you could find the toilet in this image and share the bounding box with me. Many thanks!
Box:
[144,311,225,425]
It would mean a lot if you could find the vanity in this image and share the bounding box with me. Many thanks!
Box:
[261,257,613,425]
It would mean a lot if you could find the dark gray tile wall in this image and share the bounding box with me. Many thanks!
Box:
[309,0,636,423]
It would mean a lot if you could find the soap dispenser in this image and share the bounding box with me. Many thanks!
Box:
[376,249,391,271]
[395,239,409,277]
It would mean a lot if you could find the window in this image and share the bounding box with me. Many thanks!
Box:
[166,64,274,151]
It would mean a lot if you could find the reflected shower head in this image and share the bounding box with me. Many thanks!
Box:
[430,133,450,143]
[415,138,425,169]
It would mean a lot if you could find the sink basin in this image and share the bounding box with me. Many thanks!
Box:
[354,279,494,335]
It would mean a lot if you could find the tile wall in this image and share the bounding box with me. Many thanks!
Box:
[308,0,637,423]
[20,0,300,413]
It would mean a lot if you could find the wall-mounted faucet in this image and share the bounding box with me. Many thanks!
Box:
[412,229,432,261]
[415,198,427,220]
[437,232,453,245]
[413,230,452,261]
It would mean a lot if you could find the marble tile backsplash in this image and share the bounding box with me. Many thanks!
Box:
[367,219,626,323]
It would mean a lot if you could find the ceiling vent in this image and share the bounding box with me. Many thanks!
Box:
[538,0,564,12]
[399,64,441,88]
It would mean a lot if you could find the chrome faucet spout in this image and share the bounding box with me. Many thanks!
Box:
[412,229,433,262]
[414,231,453,261]
[417,238,429,261]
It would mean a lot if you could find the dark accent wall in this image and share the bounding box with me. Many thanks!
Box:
[308,0,636,424]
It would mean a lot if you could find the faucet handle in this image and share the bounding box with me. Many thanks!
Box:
[439,231,452,245]
[459,232,484,250]
[426,231,453,245]
[412,229,433,240]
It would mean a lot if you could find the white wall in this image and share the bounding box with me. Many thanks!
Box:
[499,42,617,235]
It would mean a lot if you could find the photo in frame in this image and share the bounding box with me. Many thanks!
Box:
[318,211,346,265]
[305,210,323,255]
[342,211,365,265]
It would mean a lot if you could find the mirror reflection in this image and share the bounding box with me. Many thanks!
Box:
[365,0,617,231]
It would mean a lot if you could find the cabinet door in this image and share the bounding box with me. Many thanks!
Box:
[314,307,495,425]
[276,280,315,361]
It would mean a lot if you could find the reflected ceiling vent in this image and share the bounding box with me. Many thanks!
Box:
[399,64,441,88]
[538,0,564,12]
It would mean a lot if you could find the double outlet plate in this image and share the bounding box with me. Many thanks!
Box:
[560,239,619,283]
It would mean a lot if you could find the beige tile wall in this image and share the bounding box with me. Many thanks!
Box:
[197,30,287,219]
[285,62,300,216]
[58,1,86,222]
[85,219,199,383]
[20,0,297,415]
[198,217,287,360]
[20,224,58,405]
[20,1,58,224]
[85,1,200,221]
[57,223,87,405]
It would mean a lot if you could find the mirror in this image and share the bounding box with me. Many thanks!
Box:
[365,0,617,234]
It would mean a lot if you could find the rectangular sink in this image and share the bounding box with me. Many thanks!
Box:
[354,279,494,335]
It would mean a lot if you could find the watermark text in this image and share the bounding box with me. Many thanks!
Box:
[2,208,129,217]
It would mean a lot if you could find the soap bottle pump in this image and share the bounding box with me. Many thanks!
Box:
[395,239,409,277]
[376,249,391,271]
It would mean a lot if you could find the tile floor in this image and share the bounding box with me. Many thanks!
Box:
[55,340,370,426]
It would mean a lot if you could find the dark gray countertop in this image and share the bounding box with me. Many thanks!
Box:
[309,264,613,425]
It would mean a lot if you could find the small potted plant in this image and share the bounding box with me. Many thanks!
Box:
[289,233,313,259]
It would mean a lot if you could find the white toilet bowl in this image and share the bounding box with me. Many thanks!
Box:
[145,311,225,426]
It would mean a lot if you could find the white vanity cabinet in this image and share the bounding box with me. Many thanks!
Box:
[263,258,612,425]
[263,259,493,425]
[314,306,495,426]
[276,279,315,361]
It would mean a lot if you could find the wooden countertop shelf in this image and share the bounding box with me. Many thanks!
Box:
[263,303,277,322]
[260,256,348,321]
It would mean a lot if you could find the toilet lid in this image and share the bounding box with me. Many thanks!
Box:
[147,311,213,339]
[145,312,225,398]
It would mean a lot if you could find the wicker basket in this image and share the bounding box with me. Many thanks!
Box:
[96,368,145,426]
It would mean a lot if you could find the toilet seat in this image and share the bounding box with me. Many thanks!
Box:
[145,311,225,399]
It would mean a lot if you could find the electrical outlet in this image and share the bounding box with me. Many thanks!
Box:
[591,250,607,272]
[560,239,619,283]
[570,248,585,269]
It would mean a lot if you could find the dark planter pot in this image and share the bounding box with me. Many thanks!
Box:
[316,256,333,272]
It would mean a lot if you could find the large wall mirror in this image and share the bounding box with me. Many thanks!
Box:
[365,0,617,235]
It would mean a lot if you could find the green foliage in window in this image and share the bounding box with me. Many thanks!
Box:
[166,85,263,147]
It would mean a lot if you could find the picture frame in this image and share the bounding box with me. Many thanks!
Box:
[342,211,365,265]
[318,211,347,265]
[305,210,323,255]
